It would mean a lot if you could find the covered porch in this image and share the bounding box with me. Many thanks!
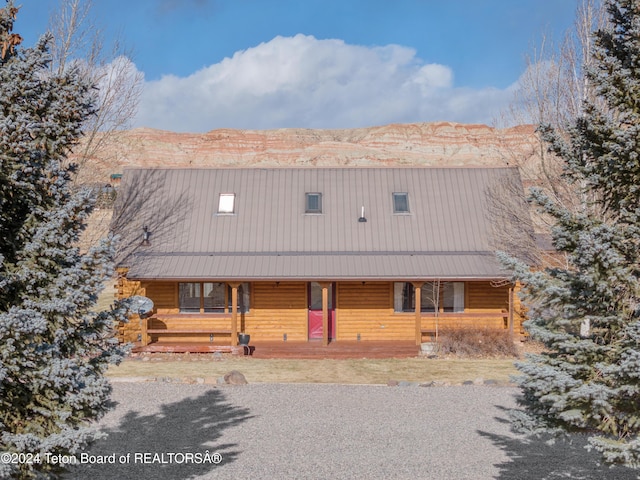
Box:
[118,277,521,351]
[412,280,518,346]
[138,282,246,347]
[132,340,421,359]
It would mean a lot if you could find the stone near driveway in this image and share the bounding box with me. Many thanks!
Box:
[398,381,419,387]
[223,370,248,385]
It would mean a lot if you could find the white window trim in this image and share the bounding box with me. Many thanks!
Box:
[453,282,465,312]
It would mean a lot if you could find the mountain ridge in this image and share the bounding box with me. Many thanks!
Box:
[76,121,541,183]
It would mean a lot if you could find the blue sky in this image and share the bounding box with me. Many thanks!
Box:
[15,0,578,132]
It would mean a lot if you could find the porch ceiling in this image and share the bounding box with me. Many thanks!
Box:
[125,251,509,281]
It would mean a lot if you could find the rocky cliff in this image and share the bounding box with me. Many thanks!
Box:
[78,121,546,252]
[76,122,541,183]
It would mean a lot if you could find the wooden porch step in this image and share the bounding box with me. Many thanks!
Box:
[146,329,232,334]
[131,341,419,358]
[133,343,252,354]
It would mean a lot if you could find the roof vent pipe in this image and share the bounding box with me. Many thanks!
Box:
[142,225,151,246]
[358,205,367,223]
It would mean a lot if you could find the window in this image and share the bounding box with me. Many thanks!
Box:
[394,282,414,312]
[420,282,439,312]
[227,283,251,313]
[203,282,226,313]
[305,193,322,214]
[442,282,465,312]
[393,282,464,312]
[309,282,333,310]
[178,283,201,313]
[179,282,251,313]
[393,192,409,213]
[218,193,235,214]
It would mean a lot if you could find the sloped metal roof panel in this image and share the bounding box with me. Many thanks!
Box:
[114,167,528,280]
[126,252,508,281]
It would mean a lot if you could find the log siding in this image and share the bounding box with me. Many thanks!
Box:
[117,276,522,346]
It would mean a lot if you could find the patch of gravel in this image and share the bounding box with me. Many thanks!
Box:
[64,383,638,480]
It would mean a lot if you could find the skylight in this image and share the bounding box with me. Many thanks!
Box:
[218,193,235,214]
[393,192,409,213]
[305,192,322,214]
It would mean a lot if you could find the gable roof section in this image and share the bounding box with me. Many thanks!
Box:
[113,167,526,280]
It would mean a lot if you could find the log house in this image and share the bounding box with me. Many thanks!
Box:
[112,167,530,350]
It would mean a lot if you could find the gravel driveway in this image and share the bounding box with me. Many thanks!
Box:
[64,382,638,480]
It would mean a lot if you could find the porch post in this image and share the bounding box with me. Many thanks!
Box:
[319,282,331,346]
[508,284,515,336]
[229,282,240,346]
[139,280,149,346]
[140,314,148,346]
[413,282,424,346]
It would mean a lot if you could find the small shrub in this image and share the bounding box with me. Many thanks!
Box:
[436,327,520,358]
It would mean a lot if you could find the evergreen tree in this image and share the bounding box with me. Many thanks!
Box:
[502,0,640,467]
[0,2,127,477]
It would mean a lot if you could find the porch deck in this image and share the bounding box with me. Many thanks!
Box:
[132,340,421,359]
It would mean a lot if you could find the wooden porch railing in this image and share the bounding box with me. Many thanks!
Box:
[141,314,236,346]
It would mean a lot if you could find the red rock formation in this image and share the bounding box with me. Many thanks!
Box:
[74,122,541,183]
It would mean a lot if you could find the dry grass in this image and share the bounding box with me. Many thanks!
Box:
[107,356,519,385]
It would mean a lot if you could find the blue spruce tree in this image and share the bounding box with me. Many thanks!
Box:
[0,2,128,477]
[503,0,640,467]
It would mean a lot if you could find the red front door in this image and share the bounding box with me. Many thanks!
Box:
[308,282,335,340]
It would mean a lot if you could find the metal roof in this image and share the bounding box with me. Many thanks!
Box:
[112,167,527,280]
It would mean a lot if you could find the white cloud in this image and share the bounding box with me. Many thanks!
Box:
[133,34,514,132]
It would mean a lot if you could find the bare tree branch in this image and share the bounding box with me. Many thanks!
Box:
[47,0,143,184]
[493,0,608,266]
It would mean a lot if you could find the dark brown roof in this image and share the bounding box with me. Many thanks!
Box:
[112,167,527,280]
